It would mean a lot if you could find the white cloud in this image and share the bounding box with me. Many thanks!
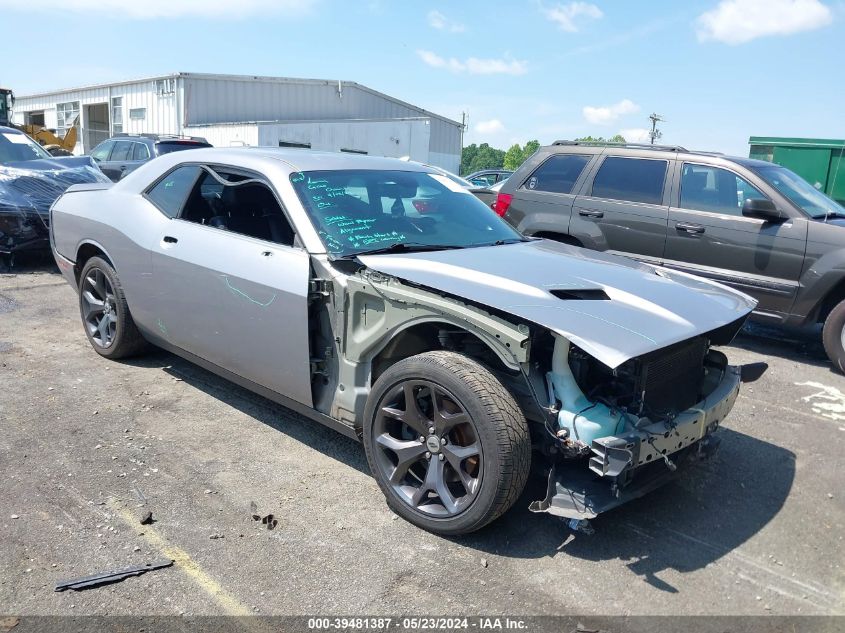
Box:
[619,128,651,143]
[582,99,639,125]
[0,0,315,18]
[540,1,603,32]
[416,50,528,75]
[475,119,505,134]
[696,0,832,45]
[428,10,465,33]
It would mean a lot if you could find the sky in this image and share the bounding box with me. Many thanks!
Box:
[0,0,842,157]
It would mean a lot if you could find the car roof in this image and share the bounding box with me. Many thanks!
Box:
[0,125,25,135]
[121,146,437,180]
[541,140,769,167]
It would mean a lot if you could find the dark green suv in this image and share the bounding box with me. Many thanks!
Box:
[494,140,845,370]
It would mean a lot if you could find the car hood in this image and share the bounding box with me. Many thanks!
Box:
[360,239,756,368]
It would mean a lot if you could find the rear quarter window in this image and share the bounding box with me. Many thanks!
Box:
[523,154,591,194]
[590,156,668,205]
[145,165,202,218]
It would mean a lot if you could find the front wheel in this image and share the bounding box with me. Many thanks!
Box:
[363,351,531,535]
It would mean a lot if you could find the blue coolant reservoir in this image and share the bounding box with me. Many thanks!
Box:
[548,335,625,446]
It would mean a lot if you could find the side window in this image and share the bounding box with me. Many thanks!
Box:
[591,157,668,205]
[146,165,202,218]
[680,164,766,216]
[133,143,150,161]
[523,154,591,194]
[180,168,296,246]
[110,140,133,162]
[90,140,114,162]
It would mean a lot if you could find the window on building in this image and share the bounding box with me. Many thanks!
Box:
[591,157,668,205]
[129,108,146,120]
[680,163,766,216]
[279,140,311,149]
[56,101,80,137]
[523,154,591,194]
[155,78,176,96]
[111,97,123,135]
[146,165,202,218]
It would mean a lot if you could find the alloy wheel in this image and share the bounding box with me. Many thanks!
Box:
[81,267,117,348]
[373,380,482,517]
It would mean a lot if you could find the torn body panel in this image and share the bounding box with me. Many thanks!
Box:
[0,157,108,255]
[307,256,531,430]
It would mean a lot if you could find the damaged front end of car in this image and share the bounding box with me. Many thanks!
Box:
[0,158,108,258]
[527,321,766,524]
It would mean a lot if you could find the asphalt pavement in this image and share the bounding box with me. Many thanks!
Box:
[0,266,842,617]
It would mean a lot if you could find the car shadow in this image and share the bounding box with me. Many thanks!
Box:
[733,321,829,369]
[0,251,58,274]
[121,348,369,475]
[121,347,793,591]
[460,427,794,592]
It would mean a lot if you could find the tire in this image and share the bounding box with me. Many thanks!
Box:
[822,298,845,373]
[78,256,147,359]
[363,351,531,535]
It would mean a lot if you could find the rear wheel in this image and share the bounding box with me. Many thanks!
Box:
[78,256,146,359]
[363,351,530,535]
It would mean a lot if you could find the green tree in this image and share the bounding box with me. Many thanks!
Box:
[503,139,541,171]
[463,142,505,174]
[460,143,480,175]
[503,143,525,171]
[574,134,626,143]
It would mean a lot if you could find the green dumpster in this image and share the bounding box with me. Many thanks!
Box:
[749,136,845,205]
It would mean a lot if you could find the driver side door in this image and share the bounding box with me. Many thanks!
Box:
[144,164,314,406]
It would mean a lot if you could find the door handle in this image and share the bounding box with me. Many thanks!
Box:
[579,209,604,218]
[676,222,705,235]
[261,251,273,257]
[162,235,178,244]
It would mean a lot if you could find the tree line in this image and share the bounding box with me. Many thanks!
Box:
[460,135,626,175]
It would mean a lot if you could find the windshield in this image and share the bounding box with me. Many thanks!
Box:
[290,169,524,257]
[0,130,52,164]
[753,165,845,219]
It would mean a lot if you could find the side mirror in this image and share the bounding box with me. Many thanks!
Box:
[742,198,787,222]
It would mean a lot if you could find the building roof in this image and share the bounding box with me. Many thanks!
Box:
[16,72,462,128]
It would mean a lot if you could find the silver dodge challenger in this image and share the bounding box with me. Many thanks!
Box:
[49,148,764,535]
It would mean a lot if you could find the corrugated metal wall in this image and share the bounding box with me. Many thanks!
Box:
[183,76,460,161]
[11,78,180,153]
[11,74,461,167]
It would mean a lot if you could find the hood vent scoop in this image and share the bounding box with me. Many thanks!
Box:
[549,288,610,301]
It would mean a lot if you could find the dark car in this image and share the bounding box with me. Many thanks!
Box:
[465,169,512,187]
[90,133,211,182]
[0,125,108,262]
[495,140,845,371]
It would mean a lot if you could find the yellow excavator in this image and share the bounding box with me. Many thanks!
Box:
[0,87,78,155]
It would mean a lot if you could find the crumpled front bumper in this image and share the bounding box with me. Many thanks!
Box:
[0,209,50,255]
[529,364,741,520]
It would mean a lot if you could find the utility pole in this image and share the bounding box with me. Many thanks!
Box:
[648,112,664,145]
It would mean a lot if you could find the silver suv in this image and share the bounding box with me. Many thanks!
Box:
[496,140,845,371]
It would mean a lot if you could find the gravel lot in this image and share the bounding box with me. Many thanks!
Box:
[0,265,843,617]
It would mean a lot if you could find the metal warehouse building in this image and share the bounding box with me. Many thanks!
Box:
[10,72,463,172]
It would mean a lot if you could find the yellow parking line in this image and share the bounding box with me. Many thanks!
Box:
[110,503,253,617]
